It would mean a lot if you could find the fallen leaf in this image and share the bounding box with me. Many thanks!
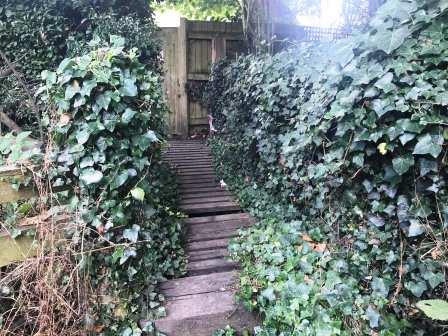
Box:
[312,243,327,253]
[59,113,71,126]
[302,234,313,242]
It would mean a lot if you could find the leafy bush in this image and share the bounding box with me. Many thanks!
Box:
[39,38,185,334]
[207,0,448,334]
[0,0,159,135]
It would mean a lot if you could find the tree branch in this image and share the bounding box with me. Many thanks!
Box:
[0,50,43,139]
[0,109,23,133]
[0,68,13,78]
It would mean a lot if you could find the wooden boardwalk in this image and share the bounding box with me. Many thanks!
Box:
[156,140,258,335]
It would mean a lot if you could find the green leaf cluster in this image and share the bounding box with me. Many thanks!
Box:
[206,0,448,334]
[0,0,160,135]
[40,39,186,335]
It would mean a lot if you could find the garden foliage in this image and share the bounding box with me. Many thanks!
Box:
[0,0,159,134]
[206,0,448,334]
[37,38,185,335]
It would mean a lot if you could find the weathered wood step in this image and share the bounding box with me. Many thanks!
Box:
[180,196,234,206]
[178,170,216,177]
[187,238,231,252]
[181,190,233,200]
[179,182,221,189]
[187,225,239,242]
[188,248,229,262]
[187,219,251,235]
[187,258,238,276]
[160,271,238,298]
[155,284,258,336]
[180,201,240,215]
[180,186,226,193]
[184,213,251,225]
[178,176,217,183]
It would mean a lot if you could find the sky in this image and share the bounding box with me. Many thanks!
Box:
[297,0,344,28]
[155,0,345,28]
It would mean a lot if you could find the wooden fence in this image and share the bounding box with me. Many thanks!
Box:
[0,166,70,267]
[159,19,351,138]
[160,19,246,138]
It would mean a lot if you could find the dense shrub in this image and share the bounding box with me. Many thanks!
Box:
[206,0,448,334]
[36,38,185,334]
[0,0,160,135]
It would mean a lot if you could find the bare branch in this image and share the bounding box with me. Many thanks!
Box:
[0,50,43,139]
[0,109,23,133]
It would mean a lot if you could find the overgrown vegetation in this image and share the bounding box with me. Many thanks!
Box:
[206,0,448,334]
[0,0,159,135]
[0,1,187,335]
[154,0,240,21]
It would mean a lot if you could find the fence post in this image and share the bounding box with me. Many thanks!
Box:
[177,18,189,138]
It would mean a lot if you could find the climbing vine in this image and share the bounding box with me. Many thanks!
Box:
[37,37,185,334]
[207,0,448,334]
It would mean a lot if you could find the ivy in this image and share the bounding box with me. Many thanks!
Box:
[207,0,448,334]
[39,38,186,334]
[0,0,160,135]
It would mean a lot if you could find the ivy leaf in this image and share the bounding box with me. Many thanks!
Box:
[419,158,438,176]
[123,224,140,243]
[111,171,129,190]
[261,287,276,301]
[76,128,91,145]
[405,280,427,297]
[80,168,103,185]
[374,72,396,93]
[96,92,112,111]
[413,134,443,158]
[368,215,385,228]
[57,58,74,74]
[366,305,380,328]
[376,26,411,55]
[131,187,145,201]
[408,219,425,237]
[110,35,126,48]
[120,78,138,97]
[122,108,137,124]
[372,277,389,297]
[65,80,80,100]
[392,155,414,175]
[417,300,448,321]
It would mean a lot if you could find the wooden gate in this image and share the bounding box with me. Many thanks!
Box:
[160,19,245,138]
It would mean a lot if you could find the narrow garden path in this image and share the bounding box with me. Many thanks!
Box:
[155,140,258,335]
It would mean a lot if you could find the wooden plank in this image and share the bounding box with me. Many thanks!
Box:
[187,258,238,276]
[184,213,251,225]
[187,226,239,242]
[177,18,189,137]
[188,248,229,262]
[0,166,35,204]
[187,237,231,251]
[180,196,234,206]
[181,191,232,199]
[160,271,238,298]
[188,32,244,40]
[0,213,71,267]
[155,289,259,336]
[0,234,38,267]
[176,167,215,173]
[187,74,209,81]
[178,181,220,188]
[179,186,227,194]
[181,203,240,215]
[188,219,251,235]
[179,175,216,182]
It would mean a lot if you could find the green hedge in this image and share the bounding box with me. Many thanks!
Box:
[206,0,448,334]
[0,0,160,134]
